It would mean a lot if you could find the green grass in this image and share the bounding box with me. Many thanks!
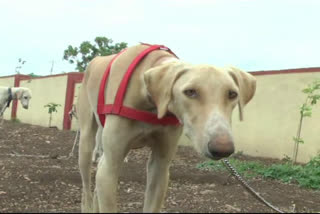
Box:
[10,118,21,123]
[197,155,320,190]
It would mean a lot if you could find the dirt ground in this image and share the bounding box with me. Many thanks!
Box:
[0,120,319,213]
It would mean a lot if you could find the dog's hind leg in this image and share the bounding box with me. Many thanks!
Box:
[92,186,99,213]
[78,86,98,213]
[92,127,103,164]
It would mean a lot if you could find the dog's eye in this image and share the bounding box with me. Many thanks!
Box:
[184,89,198,98]
[228,90,238,99]
[24,96,28,99]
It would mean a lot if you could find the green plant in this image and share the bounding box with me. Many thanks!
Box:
[44,102,61,127]
[307,155,320,167]
[281,154,292,163]
[197,158,265,178]
[197,154,320,189]
[293,79,320,163]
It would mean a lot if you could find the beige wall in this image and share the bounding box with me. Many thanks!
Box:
[179,71,320,163]
[2,70,320,163]
[0,76,15,120]
[17,75,68,129]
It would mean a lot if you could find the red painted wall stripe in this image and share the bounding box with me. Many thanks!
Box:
[63,72,83,130]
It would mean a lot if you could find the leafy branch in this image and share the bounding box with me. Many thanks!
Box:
[15,58,27,74]
[63,36,127,72]
[293,79,320,163]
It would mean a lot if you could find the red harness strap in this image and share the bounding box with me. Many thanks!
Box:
[97,44,181,127]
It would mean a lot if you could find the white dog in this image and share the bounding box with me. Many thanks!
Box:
[0,86,32,117]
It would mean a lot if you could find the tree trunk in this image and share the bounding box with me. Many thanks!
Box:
[49,113,52,127]
[293,113,303,164]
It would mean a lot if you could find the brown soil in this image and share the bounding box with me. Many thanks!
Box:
[0,120,319,213]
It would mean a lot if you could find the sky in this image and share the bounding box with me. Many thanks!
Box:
[0,0,320,76]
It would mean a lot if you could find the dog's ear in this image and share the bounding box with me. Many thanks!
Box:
[227,66,256,121]
[144,62,189,119]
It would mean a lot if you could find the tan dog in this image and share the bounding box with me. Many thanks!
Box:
[77,44,256,213]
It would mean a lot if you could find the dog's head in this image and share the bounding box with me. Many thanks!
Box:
[16,87,32,109]
[144,62,256,160]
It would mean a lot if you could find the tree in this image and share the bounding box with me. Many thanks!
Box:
[28,73,41,78]
[63,37,127,72]
[15,58,26,74]
[292,79,320,163]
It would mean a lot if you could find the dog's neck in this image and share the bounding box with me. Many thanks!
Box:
[4,87,15,108]
[9,87,20,100]
[153,55,180,67]
[0,87,14,111]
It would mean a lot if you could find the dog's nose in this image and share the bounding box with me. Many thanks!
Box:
[207,133,234,160]
[24,106,29,109]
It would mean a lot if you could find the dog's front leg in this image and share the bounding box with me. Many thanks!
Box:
[96,151,126,212]
[95,121,130,213]
[143,131,180,213]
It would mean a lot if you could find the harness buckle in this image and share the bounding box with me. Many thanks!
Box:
[159,46,169,51]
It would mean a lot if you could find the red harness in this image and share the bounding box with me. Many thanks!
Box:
[97,44,181,127]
